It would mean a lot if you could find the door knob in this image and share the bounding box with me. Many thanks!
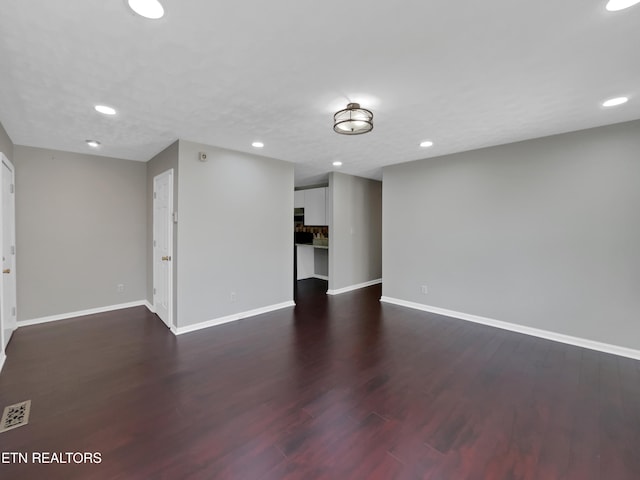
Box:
[2,269,10,274]
[161,256,171,261]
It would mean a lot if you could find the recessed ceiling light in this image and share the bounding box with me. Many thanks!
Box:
[332,161,343,167]
[602,96,629,107]
[94,105,116,115]
[128,0,165,19]
[252,142,264,148]
[605,0,640,11]
[86,140,101,148]
[420,140,434,148]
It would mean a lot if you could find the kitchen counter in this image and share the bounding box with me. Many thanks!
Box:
[296,243,329,249]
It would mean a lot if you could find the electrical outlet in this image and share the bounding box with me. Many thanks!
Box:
[421,285,428,294]
[117,284,125,293]
[230,291,236,302]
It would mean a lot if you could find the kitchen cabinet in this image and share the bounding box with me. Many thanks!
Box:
[304,187,326,226]
[294,190,305,208]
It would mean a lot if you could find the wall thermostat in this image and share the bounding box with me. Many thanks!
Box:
[199,152,208,162]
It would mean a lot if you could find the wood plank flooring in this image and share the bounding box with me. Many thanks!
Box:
[1,279,639,479]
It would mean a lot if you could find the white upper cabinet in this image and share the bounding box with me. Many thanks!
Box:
[294,190,305,208]
[304,187,327,226]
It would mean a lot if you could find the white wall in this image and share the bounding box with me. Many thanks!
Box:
[0,121,13,161]
[176,140,294,327]
[14,145,147,321]
[382,120,640,351]
[328,172,382,291]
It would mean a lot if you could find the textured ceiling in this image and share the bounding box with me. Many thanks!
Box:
[0,1,638,185]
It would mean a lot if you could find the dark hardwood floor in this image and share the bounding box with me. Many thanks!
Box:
[1,279,639,479]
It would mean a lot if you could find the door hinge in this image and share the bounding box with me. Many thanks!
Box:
[173,211,178,223]
[153,240,157,247]
[10,245,15,255]
[153,288,157,295]
[153,192,157,199]
[10,184,14,194]
[11,307,16,316]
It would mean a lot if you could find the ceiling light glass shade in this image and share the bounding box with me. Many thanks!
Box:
[128,0,165,19]
[333,103,373,135]
[252,141,264,148]
[86,140,101,148]
[606,0,640,11]
[332,161,343,166]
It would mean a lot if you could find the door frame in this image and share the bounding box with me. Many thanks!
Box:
[152,169,174,329]
[0,152,17,367]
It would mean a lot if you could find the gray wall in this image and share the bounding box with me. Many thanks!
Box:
[0,121,14,161]
[383,119,640,350]
[14,146,147,320]
[146,141,179,325]
[329,172,382,291]
[176,140,294,327]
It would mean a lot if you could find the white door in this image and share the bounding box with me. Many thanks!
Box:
[153,169,173,328]
[1,154,17,349]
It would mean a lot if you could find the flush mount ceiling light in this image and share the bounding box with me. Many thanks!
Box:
[94,105,116,115]
[128,0,165,19]
[602,96,629,107]
[86,140,101,148]
[332,161,343,166]
[333,103,373,135]
[606,0,640,11]
[252,141,264,148]
[420,140,434,148]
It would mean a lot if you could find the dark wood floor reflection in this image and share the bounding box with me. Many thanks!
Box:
[1,279,639,479]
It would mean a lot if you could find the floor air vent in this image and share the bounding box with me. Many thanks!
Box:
[0,400,31,433]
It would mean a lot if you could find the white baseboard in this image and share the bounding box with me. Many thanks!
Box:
[174,301,296,336]
[0,352,6,373]
[327,278,382,296]
[17,300,148,327]
[379,296,640,361]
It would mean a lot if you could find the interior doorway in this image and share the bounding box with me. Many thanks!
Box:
[1,153,17,353]
[152,169,174,329]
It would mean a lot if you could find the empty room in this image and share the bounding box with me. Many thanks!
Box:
[0,1,639,479]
